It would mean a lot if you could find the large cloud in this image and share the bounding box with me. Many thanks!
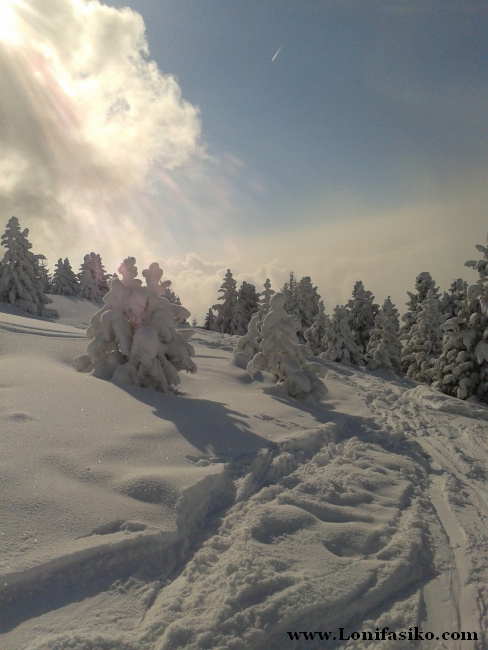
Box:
[0,0,202,254]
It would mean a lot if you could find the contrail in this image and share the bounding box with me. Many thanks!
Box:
[271,45,282,62]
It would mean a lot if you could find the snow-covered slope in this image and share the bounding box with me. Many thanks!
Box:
[1,297,487,649]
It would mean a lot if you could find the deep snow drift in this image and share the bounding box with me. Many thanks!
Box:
[1,296,488,649]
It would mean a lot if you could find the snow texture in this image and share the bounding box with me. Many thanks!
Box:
[2,295,488,650]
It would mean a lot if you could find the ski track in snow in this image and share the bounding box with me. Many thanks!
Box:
[1,300,488,649]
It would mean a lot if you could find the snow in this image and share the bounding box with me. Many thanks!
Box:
[1,296,488,649]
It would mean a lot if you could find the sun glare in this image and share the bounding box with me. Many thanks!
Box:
[0,0,21,44]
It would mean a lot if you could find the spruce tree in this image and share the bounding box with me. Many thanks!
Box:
[203,308,216,331]
[433,238,488,402]
[440,278,465,320]
[232,281,260,335]
[259,278,275,314]
[247,292,327,399]
[0,216,57,317]
[212,269,239,334]
[347,281,379,354]
[304,301,330,356]
[321,305,363,366]
[365,297,402,376]
[51,258,79,296]
[295,276,321,341]
[74,258,196,392]
[401,289,444,383]
[281,271,298,316]
[78,252,110,302]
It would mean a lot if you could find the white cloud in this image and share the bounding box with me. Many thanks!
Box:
[0,0,202,253]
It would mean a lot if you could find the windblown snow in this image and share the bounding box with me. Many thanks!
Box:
[1,296,487,649]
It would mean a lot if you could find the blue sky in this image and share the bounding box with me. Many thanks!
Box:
[0,0,486,319]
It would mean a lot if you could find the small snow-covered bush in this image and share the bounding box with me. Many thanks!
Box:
[247,292,327,399]
[74,258,196,392]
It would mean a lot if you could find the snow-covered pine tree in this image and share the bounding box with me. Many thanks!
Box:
[400,289,444,383]
[400,271,439,332]
[432,238,488,402]
[304,300,330,356]
[321,305,363,366]
[74,257,196,392]
[440,278,465,321]
[0,216,57,317]
[212,269,239,334]
[231,281,260,336]
[281,271,298,316]
[247,292,327,399]
[295,276,321,341]
[163,287,181,305]
[365,297,402,376]
[259,278,275,314]
[232,280,273,367]
[88,252,109,294]
[232,311,263,369]
[51,258,79,296]
[36,258,51,294]
[203,308,216,331]
[78,252,110,302]
[281,272,320,341]
[162,286,190,325]
[240,281,260,322]
[347,281,379,354]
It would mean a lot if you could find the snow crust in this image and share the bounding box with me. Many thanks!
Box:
[1,297,488,649]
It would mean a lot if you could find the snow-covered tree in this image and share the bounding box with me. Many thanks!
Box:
[247,292,327,399]
[203,308,216,331]
[401,289,444,383]
[433,239,488,402]
[238,281,260,331]
[162,286,189,325]
[321,305,363,366]
[212,269,239,334]
[232,311,263,369]
[51,258,79,296]
[163,287,181,305]
[78,252,110,302]
[440,278,465,320]
[400,272,439,333]
[229,281,260,336]
[295,276,321,341]
[304,301,330,356]
[281,272,320,341]
[259,278,275,314]
[365,297,402,376]
[281,271,299,316]
[347,281,379,354]
[74,258,196,393]
[36,258,51,294]
[0,216,57,317]
[232,280,274,368]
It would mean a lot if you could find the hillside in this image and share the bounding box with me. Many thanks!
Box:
[1,296,487,650]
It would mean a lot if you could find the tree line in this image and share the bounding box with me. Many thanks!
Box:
[1,216,487,404]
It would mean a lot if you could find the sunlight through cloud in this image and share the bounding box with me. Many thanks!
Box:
[0,0,203,261]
